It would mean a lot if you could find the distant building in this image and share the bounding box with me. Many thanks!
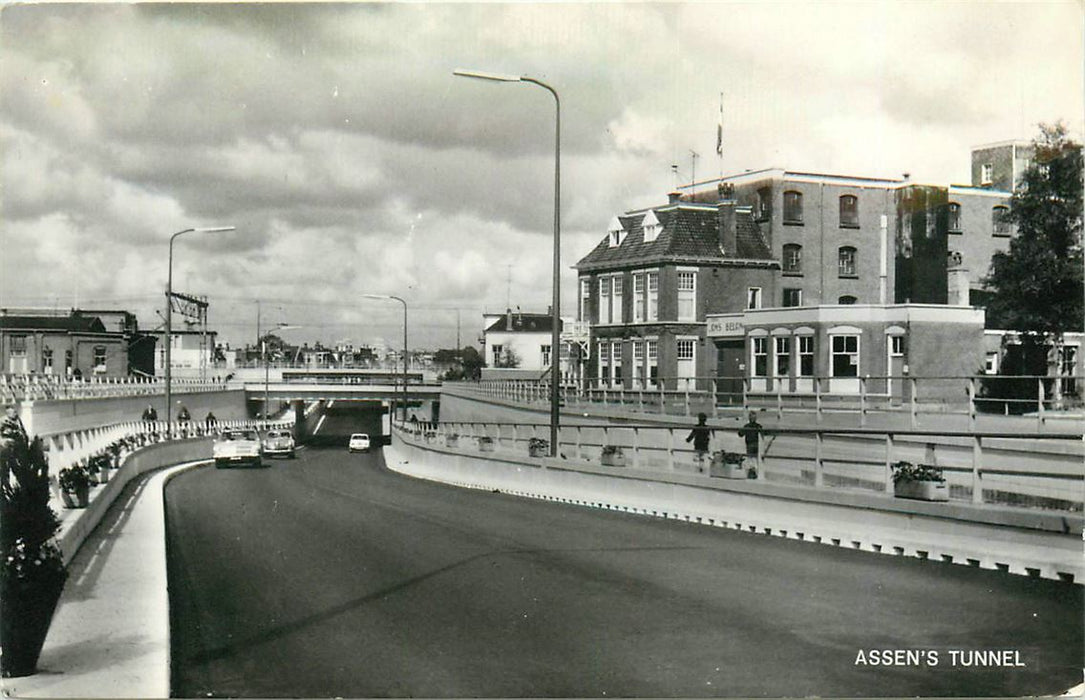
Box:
[153,328,219,379]
[0,310,130,378]
[971,140,1034,193]
[481,309,566,376]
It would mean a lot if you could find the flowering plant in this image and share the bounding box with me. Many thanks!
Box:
[528,438,549,453]
[58,464,91,492]
[716,451,745,465]
[891,460,945,485]
[601,445,624,457]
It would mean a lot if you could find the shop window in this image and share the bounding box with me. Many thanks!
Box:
[774,336,790,377]
[798,336,814,377]
[831,335,859,377]
[752,337,768,377]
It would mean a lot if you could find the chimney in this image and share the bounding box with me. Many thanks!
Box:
[668,191,683,204]
[717,199,737,256]
[506,307,513,331]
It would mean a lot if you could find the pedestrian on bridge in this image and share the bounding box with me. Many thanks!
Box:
[142,404,158,422]
[738,411,763,478]
[686,412,712,469]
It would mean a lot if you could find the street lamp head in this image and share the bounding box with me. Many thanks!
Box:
[192,226,236,233]
[453,68,522,83]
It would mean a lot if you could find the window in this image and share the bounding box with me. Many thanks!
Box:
[752,337,768,377]
[782,243,802,274]
[783,288,803,307]
[747,287,762,310]
[677,338,695,361]
[677,270,696,321]
[65,350,73,373]
[612,276,624,324]
[981,163,993,185]
[597,341,609,382]
[608,217,625,247]
[611,341,623,384]
[798,336,814,377]
[579,278,590,321]
[757,187,772,222]
[541,344,551,367]
[491,344,503,364]
[642,210,661,243]
[633,341,645,385]
[838,246,857,277]
[839,195,859,228]
[774,336,790,377]
[831,335,859,377]
[10,335,26,357]
[42,348,54,374]
[838,295,858,305]
[598,277,611,324]
[783,191,803,224]
[947,203,961,232]
[890,335,905,356]
[647,272,659,321]
[633,273,645,322]
[647,340,659,386]
[993,206,1011,236]
[93,346,107,372]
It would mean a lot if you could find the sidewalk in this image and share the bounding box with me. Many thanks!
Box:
[2,462,205,699]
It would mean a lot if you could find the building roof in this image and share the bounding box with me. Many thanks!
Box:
[574,205,774,271]
[484,313,560,334]
[0,315,108,334]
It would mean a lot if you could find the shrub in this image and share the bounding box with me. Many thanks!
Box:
[891,460,945,485]
[58,465,91,493]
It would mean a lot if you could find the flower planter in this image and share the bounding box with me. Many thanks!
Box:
[445,435,459,448]
[893,480,949,502]
[528,446,549,458]
[60,484,89,509]
[600,450,626,467]
[477,438,495,453]
[709,453,749,479]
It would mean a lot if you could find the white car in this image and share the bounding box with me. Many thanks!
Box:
[348,433,371,453]
[262,429,296,459]
[213,429,263,469]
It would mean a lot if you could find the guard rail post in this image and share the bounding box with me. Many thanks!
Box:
[884,433,894,493]
[667,428,675,472]
[776,378,783,421]
[1037,378,1046,430]
[815,377,823,424]
[814,430,824,488]
[909,378,918,428]
[972,436,984,504]
[859,377,867,428]
[711,379,719,420]
[632,426,640,469]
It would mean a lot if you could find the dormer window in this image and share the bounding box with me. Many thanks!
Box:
[642,211,661,243]
[607,216,626,247]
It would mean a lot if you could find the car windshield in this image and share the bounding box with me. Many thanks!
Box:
[351,434,367,440]
[266,431,289,439]
[223,430,258,441]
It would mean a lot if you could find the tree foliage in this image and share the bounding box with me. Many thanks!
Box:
[983,123,1083,338]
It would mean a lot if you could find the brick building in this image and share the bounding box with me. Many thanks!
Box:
[0,311,130,378]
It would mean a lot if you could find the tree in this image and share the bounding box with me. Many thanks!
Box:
[982,123,1083,402]
[493,347,522,369]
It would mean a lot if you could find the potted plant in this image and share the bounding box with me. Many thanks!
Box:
[477,436,495,453]
[528,437,549,458]
[891,460,949,502]
[710,451,748,479]
[58,464,91,509]
[90,453,111,484]
[445,433,460,447]
[600,445,626,467]
[1,436,68,677]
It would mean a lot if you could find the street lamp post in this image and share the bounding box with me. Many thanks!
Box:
[363,294,408,425]
[165,226,235,425]
[263,322,300,428]
[453,68,561,456]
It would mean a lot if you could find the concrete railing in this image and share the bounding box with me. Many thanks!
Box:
[400,418,1084,514]
[389,423,1083,583]
[1,374,227,402]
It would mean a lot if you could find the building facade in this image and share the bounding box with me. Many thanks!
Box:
[481,310,561,372]
[0,312,130,378]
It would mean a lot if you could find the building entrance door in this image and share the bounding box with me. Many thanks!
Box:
[715,340,744,405]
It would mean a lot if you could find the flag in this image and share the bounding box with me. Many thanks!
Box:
[716,93,723,157]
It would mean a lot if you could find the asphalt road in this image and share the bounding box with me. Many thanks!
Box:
[165,412,1082,698]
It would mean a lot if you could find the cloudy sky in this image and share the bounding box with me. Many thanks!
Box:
[1,2,1081,350]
